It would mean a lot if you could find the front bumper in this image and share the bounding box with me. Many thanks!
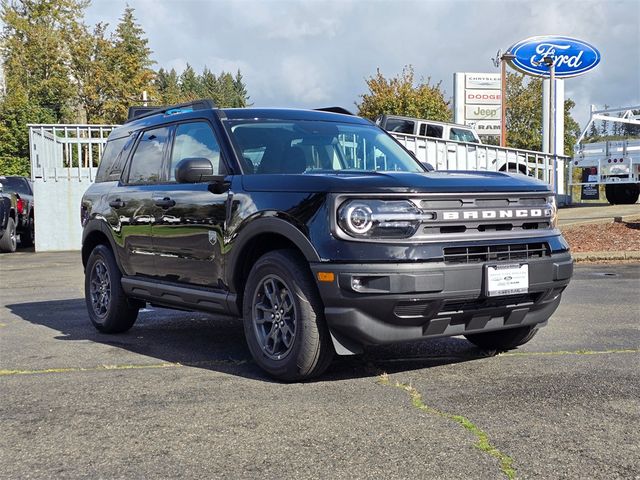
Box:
[311,252,573,354]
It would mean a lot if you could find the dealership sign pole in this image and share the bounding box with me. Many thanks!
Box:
[505,35,601,196]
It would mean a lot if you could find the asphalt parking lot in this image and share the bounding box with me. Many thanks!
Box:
[1,252,638,479]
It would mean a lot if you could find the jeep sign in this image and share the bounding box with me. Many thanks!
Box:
[453,72,502,136]
[507,35,601,78]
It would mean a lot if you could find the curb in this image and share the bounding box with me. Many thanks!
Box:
[572,251,640,262]
[559,214,640,228]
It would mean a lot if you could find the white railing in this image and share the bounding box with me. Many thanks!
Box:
[29,124,118,182]
[389,132,568,185]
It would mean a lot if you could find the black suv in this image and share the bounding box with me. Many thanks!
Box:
[81,100,573,380]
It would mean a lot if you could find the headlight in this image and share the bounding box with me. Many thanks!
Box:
[549,195,558,229]
[337,199,432,239]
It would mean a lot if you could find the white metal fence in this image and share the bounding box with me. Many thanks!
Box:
[29,124,117,251]
[390,132,568,185]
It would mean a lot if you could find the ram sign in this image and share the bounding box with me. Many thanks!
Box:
[507,35,601,78]
[453,72,501,136]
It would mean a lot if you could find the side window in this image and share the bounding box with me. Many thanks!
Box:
[170,122,223,181]
[426,125,444,138]
[385,118,415,134]
[449,128,477,143]
[127,127,170,184]
[95,137,128,183]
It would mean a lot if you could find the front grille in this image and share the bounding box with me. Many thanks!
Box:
[443,243,550,264]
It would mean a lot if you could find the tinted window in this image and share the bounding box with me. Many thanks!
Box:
[127,127,170,184]
[170,122,223,181]
[227,120,424,174]
[426,124,444,138]
[449,128,478,143]
[95,136,135,183]
[385,118,415,134]
[0,176,30,195]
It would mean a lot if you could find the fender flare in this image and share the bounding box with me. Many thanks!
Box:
[226,216,321,288]
[81,218,123,271]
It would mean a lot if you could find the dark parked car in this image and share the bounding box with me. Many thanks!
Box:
[0,175,35,247]
[0,182,18,253]
[81,100,573,381]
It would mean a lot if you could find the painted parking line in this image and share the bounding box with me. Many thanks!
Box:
[0,359,248,376]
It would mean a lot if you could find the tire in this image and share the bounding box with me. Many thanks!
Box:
[243,250,334,381]
[0,217,17,253]
[605,184,618,204]
[20,217,34,247]
[612,184,639,205]
[84,244,139,333]
[465,325,538,351]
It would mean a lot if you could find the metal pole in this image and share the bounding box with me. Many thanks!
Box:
[549,62,556,194]
[501,59,507,147]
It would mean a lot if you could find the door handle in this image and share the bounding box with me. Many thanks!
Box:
[154,197,176,208]
[109,199,125,209]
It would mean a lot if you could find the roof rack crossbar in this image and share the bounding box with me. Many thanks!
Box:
[126,98,217,123]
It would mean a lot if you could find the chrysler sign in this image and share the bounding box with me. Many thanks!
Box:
[507,35,601,78]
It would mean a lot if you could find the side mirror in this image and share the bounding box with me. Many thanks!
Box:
[175,157,215,183]
[423,162,435,171]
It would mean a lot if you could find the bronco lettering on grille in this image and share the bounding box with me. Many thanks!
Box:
[440,209,550,221]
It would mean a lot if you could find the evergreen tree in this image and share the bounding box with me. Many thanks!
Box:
[232,69,249,107]
[179,64,201,100]
[201,68,221,104]
[103,6,156,123]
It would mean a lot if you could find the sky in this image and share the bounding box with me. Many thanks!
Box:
[84,0,639,128]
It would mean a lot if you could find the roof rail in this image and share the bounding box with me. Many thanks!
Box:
[314,106,354,116]
[125,99,217,123]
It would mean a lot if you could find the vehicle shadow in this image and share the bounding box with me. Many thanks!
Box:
[6,298,494,383]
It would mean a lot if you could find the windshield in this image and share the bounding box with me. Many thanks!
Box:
[225,120,425,174]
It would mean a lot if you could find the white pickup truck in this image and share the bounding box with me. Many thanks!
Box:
[569,106,640,204]
[377,114,556,181]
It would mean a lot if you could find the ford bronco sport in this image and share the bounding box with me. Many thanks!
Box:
[81,100,573,380]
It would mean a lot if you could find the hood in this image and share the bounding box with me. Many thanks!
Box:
[241,170,551,194]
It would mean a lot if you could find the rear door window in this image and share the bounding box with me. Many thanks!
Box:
[127,127,171,184]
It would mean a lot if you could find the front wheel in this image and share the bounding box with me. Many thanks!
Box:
[465,325,538,351]
[243,250,334,381]
[85,244,139,333]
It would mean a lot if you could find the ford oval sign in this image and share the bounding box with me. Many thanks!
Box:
[507,35,600,78]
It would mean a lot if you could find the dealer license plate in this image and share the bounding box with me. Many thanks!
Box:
[486,264,529,297]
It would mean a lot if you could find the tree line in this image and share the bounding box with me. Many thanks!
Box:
[0,0,250,176]
[1,1,594,178]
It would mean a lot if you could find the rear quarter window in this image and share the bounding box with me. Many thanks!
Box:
[95,136,131,183]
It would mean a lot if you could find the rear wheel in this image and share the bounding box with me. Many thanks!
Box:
[85,244,139,333]
[0,217,17,253]
[605,184,618,204]
[465,325,538,351]
[20,217,34,247]
[607,183,639,205]
[243,250,334,381]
